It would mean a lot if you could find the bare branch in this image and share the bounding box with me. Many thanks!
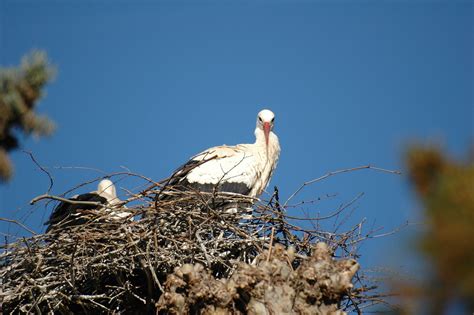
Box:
[23,150,54,194]
[30,194,102,206]
[0,217,37,235]
[284,165,401,207]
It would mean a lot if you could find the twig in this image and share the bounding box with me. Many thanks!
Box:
[30,194,102,206]
[266,227,275,262]
[23,150,54,194]
[0,217,37,235]
[284,165,401,208]
[196,231,212,266]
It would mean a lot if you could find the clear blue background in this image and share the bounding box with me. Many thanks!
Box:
[1,0,472,308]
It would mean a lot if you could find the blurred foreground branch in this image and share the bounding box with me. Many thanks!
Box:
[0,51,55,182]
[400,143,474,314]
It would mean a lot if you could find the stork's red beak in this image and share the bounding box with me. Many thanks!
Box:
[263,122,270,146]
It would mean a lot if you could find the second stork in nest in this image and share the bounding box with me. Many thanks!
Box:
[45,179,130,232]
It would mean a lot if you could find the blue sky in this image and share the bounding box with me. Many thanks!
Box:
[1,0,472,298]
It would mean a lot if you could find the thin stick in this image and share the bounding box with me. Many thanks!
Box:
[23,150,54,194]
[30,194,102,206]
[0,217,37,235]
[266,227,275,262]
[283,165,401,208]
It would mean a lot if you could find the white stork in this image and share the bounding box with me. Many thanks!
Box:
[167,109,280,199]
[45,179,130,232]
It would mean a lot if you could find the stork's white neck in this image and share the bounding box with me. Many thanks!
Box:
[254,127,280,156]
[250,126,281,197]
[254,127,264,146]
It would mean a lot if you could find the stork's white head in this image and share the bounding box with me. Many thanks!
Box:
[97,179,117,198]
[256,109,275,146]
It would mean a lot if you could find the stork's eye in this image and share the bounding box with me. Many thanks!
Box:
[271,118,275,123]
[258,117,263,122]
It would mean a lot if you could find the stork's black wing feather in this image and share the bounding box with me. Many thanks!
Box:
[179,180,251,195]
[45,193,107,232]
[167,160,202,186]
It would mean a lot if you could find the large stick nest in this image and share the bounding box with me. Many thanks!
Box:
[1,184,380,314]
